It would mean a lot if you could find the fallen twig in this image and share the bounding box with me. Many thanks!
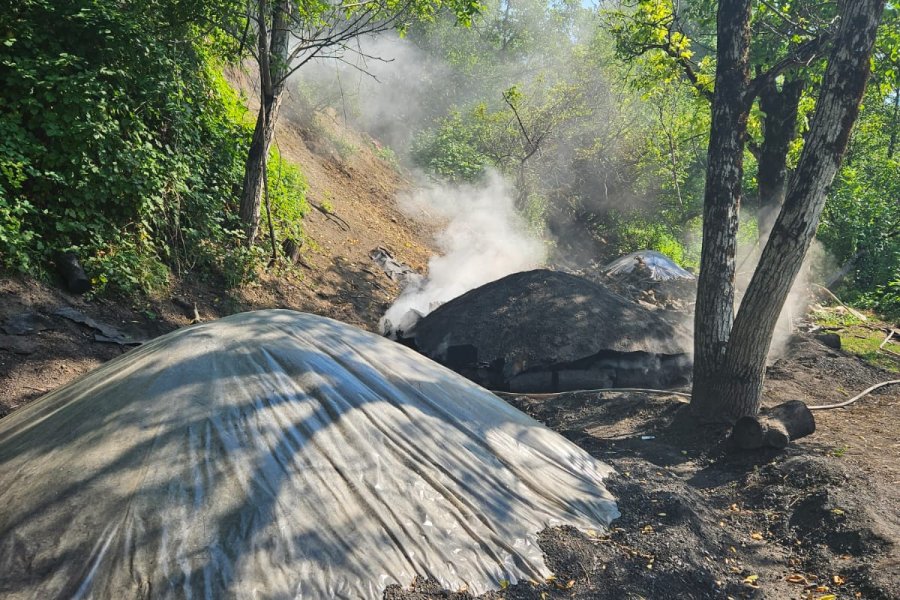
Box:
[311,202,351,231]
[881,347,900,360]
[811,284,867,321]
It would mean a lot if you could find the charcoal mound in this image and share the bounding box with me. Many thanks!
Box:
[602,250,694,281]
[413,269,692,392]
[0,310,618,599]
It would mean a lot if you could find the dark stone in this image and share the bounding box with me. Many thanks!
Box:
[815,332,841,349]
[54,252,91,294]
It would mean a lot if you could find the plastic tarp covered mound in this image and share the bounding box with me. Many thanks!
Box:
[0,310,618,599]
[602,250,694,281]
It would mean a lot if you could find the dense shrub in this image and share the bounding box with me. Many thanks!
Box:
[0,0,307,294]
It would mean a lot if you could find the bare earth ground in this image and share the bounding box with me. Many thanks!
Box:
[386,334,900,600]
[2,89,899,598]
[3,287,898,600]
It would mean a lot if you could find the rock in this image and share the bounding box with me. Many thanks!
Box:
[54,252,91,294]
[815,332,841,349]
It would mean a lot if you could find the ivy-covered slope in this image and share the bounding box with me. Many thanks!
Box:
[0,0,307,294]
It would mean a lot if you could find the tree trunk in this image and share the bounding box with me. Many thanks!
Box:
[238,0,292,246]
[730,400,815,450]
[690,0,753,421]
[239,93,283,245]
[757,78,804,240]
[694,0,886,421]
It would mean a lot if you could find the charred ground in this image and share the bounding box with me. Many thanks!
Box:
[388,333,899,599]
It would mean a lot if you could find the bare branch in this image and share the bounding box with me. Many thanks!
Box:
[757,0,815,35]
[503,92,535,152]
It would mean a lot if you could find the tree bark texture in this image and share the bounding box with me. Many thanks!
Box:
[757,78,804,240]
[694,0,886,422]
[240,93,284,245]
[239,0,291,245]
[690,0,753,420]
[730,400,815,450]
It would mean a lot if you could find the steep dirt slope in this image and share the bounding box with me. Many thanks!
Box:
[224,65,437,328]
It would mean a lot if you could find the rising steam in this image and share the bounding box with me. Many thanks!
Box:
[380,172,546,336]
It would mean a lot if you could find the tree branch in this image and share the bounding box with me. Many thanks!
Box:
[747,32,832,101]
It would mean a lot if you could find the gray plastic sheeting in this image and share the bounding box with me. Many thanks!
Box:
[603,250,694,281]
[0,310,618,599]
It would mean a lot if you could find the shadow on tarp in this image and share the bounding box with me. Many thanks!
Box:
[0,310,617,599]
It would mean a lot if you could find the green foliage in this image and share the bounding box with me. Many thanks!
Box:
[374,143,400,169]
[810,310,900,373]
[599,214,694,268]
[0,0,310,294]
[411,110,493,181]
[818,78,900,319]
[266,149,309,245]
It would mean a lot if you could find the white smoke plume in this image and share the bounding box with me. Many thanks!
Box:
[380,171,546,336]
[734,236,834,361]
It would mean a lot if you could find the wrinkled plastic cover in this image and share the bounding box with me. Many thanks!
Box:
[603,250,694,281]
[0,310,617,599]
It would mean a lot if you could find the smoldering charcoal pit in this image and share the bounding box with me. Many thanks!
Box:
[410,269,693,392]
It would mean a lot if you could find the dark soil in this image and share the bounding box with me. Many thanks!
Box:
[412,269,692,392]
[387,333,900,600]
[3,289,897,600]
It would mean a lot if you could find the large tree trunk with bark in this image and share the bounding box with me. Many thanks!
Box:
[690,0,753,421]
[757,78,804,240]
[691,0,886,422]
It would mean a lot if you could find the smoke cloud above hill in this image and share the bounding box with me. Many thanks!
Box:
[379,172,546,335]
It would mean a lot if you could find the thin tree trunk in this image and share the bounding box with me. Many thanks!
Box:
[690,0,753,421]
[696,0,886,421]
[239,93,283,245]
[238,0,291,245]
[757,78,804,240]
[889,86,899,159]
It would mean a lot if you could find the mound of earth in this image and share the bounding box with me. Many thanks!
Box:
[602,250,694,281]
[412,269,692,392]
[0,310,618,599]
[593,252,697,314]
